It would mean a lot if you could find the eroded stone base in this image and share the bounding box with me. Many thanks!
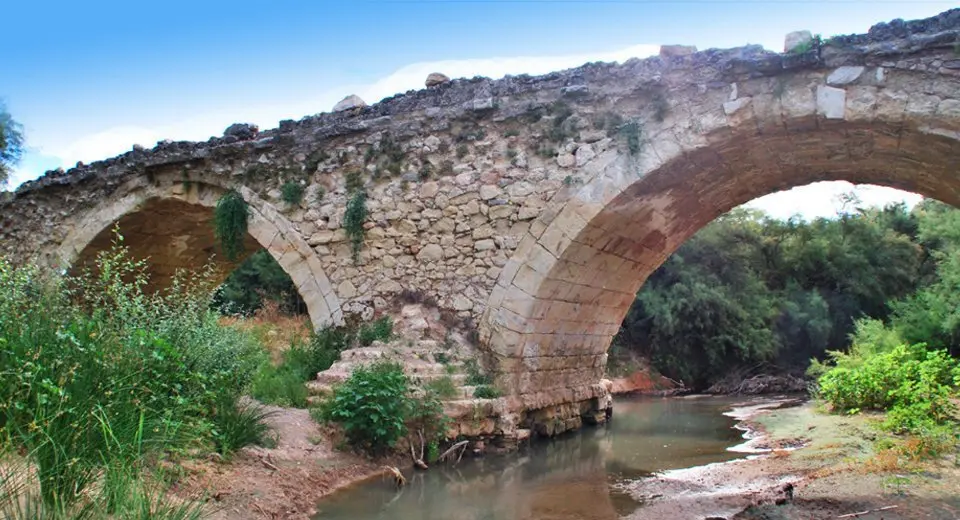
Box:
[443,384,614,449]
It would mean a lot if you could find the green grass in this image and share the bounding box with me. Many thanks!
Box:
[0,234,267,509]
[425,376,459,399]
[281,182,305,205]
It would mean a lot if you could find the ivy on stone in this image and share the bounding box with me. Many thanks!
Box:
[214,190,249,261]
[343,188,368,264]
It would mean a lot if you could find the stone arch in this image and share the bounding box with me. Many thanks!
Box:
[56,172,343,329]
[481,66,960,408]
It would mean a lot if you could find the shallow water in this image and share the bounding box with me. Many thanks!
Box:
[313,395,746,520]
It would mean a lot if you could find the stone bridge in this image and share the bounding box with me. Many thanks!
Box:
[3,9,960,422]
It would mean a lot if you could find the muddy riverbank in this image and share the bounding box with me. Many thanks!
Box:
[622,399,960,520]
[176,395,959,519]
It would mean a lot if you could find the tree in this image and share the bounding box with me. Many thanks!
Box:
[0,103,24,187]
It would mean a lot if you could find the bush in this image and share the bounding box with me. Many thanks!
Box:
[0,234,266,506]
[425,376,458,399]
[463,359,492,386]
[473,385,501,399]
[318,362,411,453]
[357,316,393,346]
[251,327,352,408]
[817,341,960,433]
[281,181,305,205]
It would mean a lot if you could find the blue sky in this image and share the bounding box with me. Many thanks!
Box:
[3,0,955,217]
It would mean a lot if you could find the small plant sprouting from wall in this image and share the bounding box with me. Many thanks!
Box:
[214,190,249,261]
[281,181,305,205]
[343,188,368,264]
[652,92,669,123]
[620,120,641,155]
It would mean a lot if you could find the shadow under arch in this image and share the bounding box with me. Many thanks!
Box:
[56,175,342,330]
[483,117,960,404]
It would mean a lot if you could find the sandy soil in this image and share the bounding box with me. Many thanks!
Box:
[173,404,401,520]
[621,398,960,520]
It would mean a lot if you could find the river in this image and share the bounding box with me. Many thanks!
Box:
[313,395,750,520]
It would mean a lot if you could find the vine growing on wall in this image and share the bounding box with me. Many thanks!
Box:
[343,183,368,264]
[214,190,249,261]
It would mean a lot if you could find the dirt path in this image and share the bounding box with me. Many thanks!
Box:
[174,404,399,520]
[621,399,960,520]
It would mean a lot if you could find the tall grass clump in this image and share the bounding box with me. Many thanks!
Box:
[250,317,392,408]
[0,230,269,511]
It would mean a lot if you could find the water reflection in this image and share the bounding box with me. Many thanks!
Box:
[314,396,744,520]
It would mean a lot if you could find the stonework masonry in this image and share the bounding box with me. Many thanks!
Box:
[3,9,960,432]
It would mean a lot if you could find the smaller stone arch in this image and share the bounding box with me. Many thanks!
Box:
[56,175,342,329]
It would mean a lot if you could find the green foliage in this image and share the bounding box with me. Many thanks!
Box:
[214,190,250,261]
[318,362,411,453]
[0,233,266,507]
[618,202,928,388]
[472,385,501,399]
[620,120,641,155]
[281,181,305,205]
[250,363,310,408]
[0,102,24,186]
[343,189,368,263]
[251,321,390,409]
[816,340,959,434]
[463,359,493,386]
[357,316,394,346]
[426,376,459,399]
[211,395,277,456]
[214,249,304,316]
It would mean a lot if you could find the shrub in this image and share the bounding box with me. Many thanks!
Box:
[817,341,960,433]
[426,376,459,399]
[473,385,501,399]
[0,234,265,506]
[281,181,305,205]
[463,359,493,386]
[251,327,352,408]
[357,316,393,346]
[318,362,411,453]
[214,190,249,261]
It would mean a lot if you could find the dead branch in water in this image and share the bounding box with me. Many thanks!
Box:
[409,429,429,470]
[382,465,406,487]
[438,440,469,464]
[837,505,898,518]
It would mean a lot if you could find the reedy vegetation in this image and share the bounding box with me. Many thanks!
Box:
[0,232,270,516]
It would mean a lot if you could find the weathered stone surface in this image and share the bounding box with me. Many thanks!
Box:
[784,30,812,53]
[417,243,444,262]
[816,85,846,119]
[425,72,451,87]
[333,94,366,112]
[4,8,960,422]
[827,66,865,86]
